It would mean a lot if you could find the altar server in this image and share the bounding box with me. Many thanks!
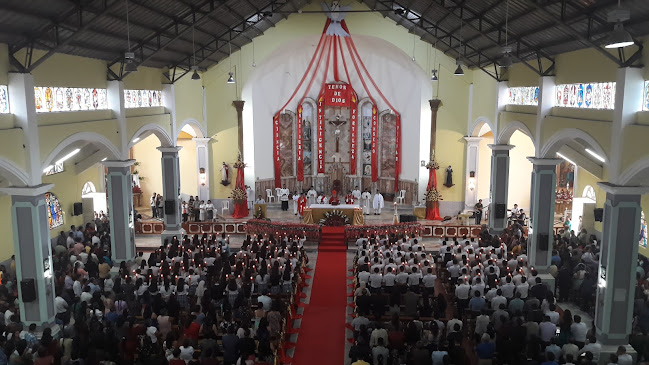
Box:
[352,186,361,202]
[279,185,290,211]
[307,186,317,206]
[292,191,300,215]
[205,200,215,221]
[246,185,254,210]
[345,191,355,204]
[373,190,384,215]
[199,200,206,221]
[361,190,372,215]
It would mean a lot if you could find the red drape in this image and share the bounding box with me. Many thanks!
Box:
[232,167,249,218]
[425,168,442,221]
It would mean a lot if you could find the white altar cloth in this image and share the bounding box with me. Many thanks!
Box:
[309,204,360,209]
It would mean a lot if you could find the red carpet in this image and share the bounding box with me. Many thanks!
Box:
[291,226,347,364]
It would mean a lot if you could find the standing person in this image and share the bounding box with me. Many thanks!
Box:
[188,196,195,222]
[279,185,290,211]
[361,190,372,215]
[352,185,361,203]
[199,200,206,222]
[297,193,307,217]
[307,186,317,207]
[474,199,484,225]
[205,200,214,221]
[150,192,157,218]
[181,201,189,223]
[156,194,164,220]
[245,185,254,211]
[372,190,384,215]
[193,196,201,222]
[292,191,300,215]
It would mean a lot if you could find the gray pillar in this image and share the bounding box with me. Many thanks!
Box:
[527,158,562,273]
[103,160,136,264]
[595,183,647,346]
[0,184,57,332]
[488,144,514,232]
[158,147,184,243]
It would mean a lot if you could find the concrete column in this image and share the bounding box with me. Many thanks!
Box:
[535,76,555,156]
[488,144,514,232]
[8,74,41,185]
[464,137,482,210]
[0,184,57,331]
[429,99,442,159]
[158,146,184,242]
[106,81,128,159]
[610,68,644,181]
[103,160,136,264]
[162,84,178,142]
[194,138,211,202]
[595,183,648,347]
[527,158,562,275]
[233,100,245,160]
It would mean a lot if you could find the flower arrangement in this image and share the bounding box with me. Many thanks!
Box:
[345,222,423,240]
[233,159,246,169]
[425,189,442,202]
[230,188,247,203]
[245,220,321,239]
[319,210,350,226]
[425,159,440,170]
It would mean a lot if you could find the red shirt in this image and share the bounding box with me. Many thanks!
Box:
[184,321,201,341]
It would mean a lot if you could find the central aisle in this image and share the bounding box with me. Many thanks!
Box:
[291,227,347,364]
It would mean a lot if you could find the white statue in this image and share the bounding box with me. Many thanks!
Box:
[321,1,352,37]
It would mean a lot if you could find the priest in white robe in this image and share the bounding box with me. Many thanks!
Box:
[292,191,300,215]
[307,186,318,207]
[361,190,372,215]
[245,185,254,210]
[372,190,384,215]
[352,186,361,203]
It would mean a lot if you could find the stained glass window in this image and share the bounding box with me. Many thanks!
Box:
[44,162,64,176]
[34,87,108,113]
[0,85,8,113]
[554,82,616,110]
[45,192,64,230]
[640,211,647,248]
[643,81,649,111]
[123,89,163,108]
[508,86,539,106]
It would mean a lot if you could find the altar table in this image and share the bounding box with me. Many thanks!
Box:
[303,204,364,225]
[413,206,426,219]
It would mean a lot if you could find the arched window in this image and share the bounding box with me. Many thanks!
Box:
[81,181,96,196]
[640,211,647,248]
[45,192,64,229]
[582,185,596,201]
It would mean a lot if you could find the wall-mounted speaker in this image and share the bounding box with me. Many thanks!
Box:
[495,204,506,219]
[20,279,36,302]
[538,233,549,251]
[73,202,83,216]
[594,208,604,222]
[164,200,175,215]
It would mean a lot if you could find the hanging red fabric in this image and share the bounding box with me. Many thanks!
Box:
[297,104,304,181]
[317,94,325,174]
[425,168,443,221]
[232,166,248,218]
[350,90,358,175]
[371,105,378,182]
[394,114,401,192]
[273,113,281,188]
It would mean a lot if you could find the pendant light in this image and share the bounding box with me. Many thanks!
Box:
[191,23,200,80]
[454,17,464,76]
[431,40,438,81]
[411,31,416,62]
[499,0,513,68]
[124,0,137,72]
[227,41,235,84]
[605,0,634,49]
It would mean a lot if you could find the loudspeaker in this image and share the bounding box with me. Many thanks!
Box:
[400,214,417,222]
[495,204,506,219]
[538,233,549,251]
[594,208,604,222]
[20,279,36,302]
[164,200,175,215]
[73,202,83,216]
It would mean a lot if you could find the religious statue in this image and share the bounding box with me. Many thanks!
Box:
[321,1,352,37]
[329,115,347,154]
[444,165,454,187]
[220,162,230,186]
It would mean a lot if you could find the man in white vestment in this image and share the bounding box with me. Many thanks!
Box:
[307,186,318,207]
[246,185,254,210]
[279,185,290,211]
[361,190,372,215]
[352,186,361,203]
[292,191,300,215]
[373,190,384,215]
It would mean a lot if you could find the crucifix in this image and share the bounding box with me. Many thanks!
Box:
[329,115,347,153]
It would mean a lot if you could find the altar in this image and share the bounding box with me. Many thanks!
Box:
[303,203,364,226]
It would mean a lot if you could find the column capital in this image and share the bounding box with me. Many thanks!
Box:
[232,100,245,111]
[429,99,442,111]
[488,144,514,151]
[0,184,54,197]
[597,182,649,196]
[157,146,183,154]
[463,136,483,143]
[102,159,136,168]
[527,157,563,166]
[193,137,211,144]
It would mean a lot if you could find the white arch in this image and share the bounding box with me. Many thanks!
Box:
[582,185,596,201]
[41,132,121,171]
[0,158,30,187]
[469,116,494,137]
[81,181,96,195]
[129,123,174,148]
[175,119,206,140]
[497,121,536,148]
[618,157,649,186]
[540,128,608,164]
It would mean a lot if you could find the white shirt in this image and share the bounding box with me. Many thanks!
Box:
[55,296,68,314]
[491,295,507,311]
[246,188,254,202]
[369,273,383,288]
[383,273,396,286]
[455,283,471,299]
[352,189,361,200]
[280,188,290,201]
[422,274,437,288]
[571,322,588,342]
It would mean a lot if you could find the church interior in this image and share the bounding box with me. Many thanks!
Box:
[1,0,649,364]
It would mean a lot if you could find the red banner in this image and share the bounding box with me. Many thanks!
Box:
[324,83,350,107]
[350,91,358,175]
[273,113,281,188]
[371,104,378,182]
[317,94,325,174]
[394,114,401,192]
[296,104,304,181]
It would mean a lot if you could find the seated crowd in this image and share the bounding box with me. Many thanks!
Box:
[346,225,640,365]
[0,221,309,365]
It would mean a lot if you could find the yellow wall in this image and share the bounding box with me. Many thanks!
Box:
[178,137,198,197]
[131,135,162,209]
[0,195,13,261]
[574,167,605,234]
[174,75,205,129]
